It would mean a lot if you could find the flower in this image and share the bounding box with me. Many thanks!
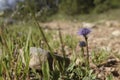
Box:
[79,41,86,47]
[78,28,91,37]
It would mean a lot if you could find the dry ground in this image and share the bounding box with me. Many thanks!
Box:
[40,20,120,80]
[40,20,120,54]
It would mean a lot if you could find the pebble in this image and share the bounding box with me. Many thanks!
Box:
[82,22,96,28]
[112,30,120,37]
[20,47,70,70]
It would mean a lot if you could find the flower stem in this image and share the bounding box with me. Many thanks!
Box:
[85,36,89,68]
[81,47,84,58]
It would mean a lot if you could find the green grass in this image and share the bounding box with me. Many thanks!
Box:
[0,20,116,80]
[1,8,120,80]
[1,3,120,80]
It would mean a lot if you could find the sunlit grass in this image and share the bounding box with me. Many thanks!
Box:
[0,21,117,80]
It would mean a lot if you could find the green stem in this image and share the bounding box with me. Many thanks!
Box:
[26,0,54,58]
[58,27,65,58]
[85,36,89,68]
[81,47,84,58]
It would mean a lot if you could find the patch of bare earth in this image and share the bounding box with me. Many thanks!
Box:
[40,20,120,79]
[94,55,120,80]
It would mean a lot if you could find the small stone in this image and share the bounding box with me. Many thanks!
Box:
[112,30,120,37]
[82,22,96,28]
[29,47,52,69]
[75,58,81,65]
[105,67,112,72]
[20,47,70,70]
[97,72,105,80]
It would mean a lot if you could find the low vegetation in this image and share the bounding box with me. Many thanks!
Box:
[0,0,120,80]
[0,18,120,80]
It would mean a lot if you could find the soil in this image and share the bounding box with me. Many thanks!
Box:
[40,20,120,80]
[40,20,120,53]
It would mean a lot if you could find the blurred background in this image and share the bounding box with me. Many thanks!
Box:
[0,0,120,22]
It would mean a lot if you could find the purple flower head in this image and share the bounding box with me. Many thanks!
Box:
[79,41,86,47]
[78,28,91,37]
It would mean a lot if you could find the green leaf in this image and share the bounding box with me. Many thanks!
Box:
[106,74,113,80]
[42,61,50,80]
